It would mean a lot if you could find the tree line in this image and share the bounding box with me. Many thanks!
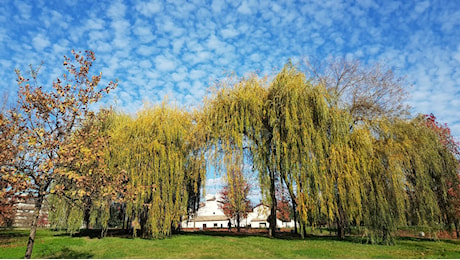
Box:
[0,51,459,258]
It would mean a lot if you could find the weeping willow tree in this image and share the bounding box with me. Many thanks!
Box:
[392,117,459,232]
[349,115,460,244]
[202,74,271,233]
[106,103,206,238]
[263,64,329,237]
[265,63,368,239]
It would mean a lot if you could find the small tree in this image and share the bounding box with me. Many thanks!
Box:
[219,168,251,232]
[276,186,292,223]
[13,50,116,258]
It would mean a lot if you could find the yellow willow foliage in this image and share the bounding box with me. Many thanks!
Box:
[265,63,331,224]
[389,117,458,228]
[355,116,459,243]
[48,194,84,234]
[353,120,408,243]
[322,107,363,227]
[202,62,458,243]
[107,103,206,238]
[203,74,266,175]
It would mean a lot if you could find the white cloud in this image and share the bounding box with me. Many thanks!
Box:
[139,60,153,69]
[14,1,32,20]
[112,19,130,35]
[156,16,184,36]
[211,0,225,13]
[137,45,157,56]
[32,34,50,51]
[52,39,70,55]
[189,69,206,80]
[356,0,378,10]
[135,1,163,16]
[88,30,109,42]
[414,1,430,14]
[108,1,126,19]
[172,72,187,82]
[86,18,105,30]
[207,34,226,53]
[133,26,155,43]
[220,25,240,39]
[172,38,185,54]
[155,55,176,71]
[453,46,460,63]
[237,1,252,15]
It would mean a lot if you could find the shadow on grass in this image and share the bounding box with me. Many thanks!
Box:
[177,229,343,241]
[48,247,93,259]
[0,230,28,238]
[54,228,132,239]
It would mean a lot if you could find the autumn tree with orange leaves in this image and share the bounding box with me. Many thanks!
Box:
[48,108,128,237]
[0,104,28,227]
[219,168,251,232]
[11,50,116,259]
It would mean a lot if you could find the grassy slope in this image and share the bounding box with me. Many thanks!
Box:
[1,229,460,259]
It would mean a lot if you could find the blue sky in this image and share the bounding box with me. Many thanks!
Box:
[1,0,459,200]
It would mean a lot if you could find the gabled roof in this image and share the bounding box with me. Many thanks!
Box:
[193,215,229,222]
[251,218,268,222]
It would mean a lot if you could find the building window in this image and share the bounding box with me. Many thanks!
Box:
[214,223,218,228]
[221,224,223,228]
[259,223,266,228]
[203,224,206,228]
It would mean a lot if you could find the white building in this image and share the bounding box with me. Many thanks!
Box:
[181,193,229,229]
[181,193,297,229]
[242,204,297,229]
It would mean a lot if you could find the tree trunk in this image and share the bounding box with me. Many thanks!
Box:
[281,173,297,234]
[454,221,459,238]
[100,226,108,238]
[268,168,277,238]
[299,221,305,239]
[237,214,241,232]
[291,196,297,234]
[139,207,149,238]
[336,218,345,239]
[336,195,346,240]
[122,211,126,230]
[24,195,44,259]
[83,197,92,229]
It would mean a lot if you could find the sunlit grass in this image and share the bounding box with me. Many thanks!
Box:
[1,229,459,258]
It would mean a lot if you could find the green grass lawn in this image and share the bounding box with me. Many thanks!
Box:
[1,229,460,259]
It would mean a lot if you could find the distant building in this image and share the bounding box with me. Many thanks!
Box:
[243,204,297,228]
[181,193,297,229]
[9,196,49,228]
[182,193,228,229]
